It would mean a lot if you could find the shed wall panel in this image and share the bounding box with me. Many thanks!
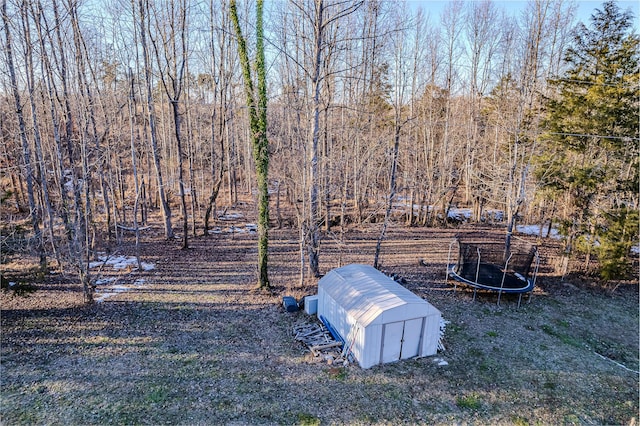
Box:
[358,325,381,369]
[420,314,441,356]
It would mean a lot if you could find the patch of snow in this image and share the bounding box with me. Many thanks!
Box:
[631,245,639,255]
[433,358,449,366]
[399,203,431,212]
[516,224,561,239]
[89,254,155,272]
[391,202,507,224]
[94,280,148,303]
[483,209,504,222]
[94,285,128,303]
[140,262,155,271]
[207,224,257,234]
[94,294,112,303]
[95,278,115,286]
[218,212,244,220]
[111,256,138,270]
[448,208,472,221]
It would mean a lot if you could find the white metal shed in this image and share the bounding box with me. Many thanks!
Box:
[317,264,441,369]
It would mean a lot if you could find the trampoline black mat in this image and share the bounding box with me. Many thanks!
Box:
[450,262,533,293]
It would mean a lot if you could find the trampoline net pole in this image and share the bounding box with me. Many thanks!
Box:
[475,247,481,283]
[447,240,455,289]
[497,252,513,307]
[528,250,540,304]
[473,247,481,302]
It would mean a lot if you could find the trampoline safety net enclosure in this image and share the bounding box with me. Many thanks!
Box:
[317,264,441,369]
[447,235,539,306]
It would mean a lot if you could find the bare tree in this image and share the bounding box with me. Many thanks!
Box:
[1,0,45,271]
[463,0,500,222]
[203,0,233,235]
[286,0,363,277]
[147,0,190,249]
[137,0,173,240]
[438,0,464,223]
[373,3,413,269]
[20,0,60,266]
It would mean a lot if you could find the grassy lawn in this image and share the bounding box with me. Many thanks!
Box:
[1,226,638,425]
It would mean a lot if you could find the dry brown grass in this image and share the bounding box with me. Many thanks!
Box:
[1,217,638,425]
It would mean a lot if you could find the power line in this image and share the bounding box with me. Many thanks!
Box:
[548,132,639,141]
[550,77,636,88]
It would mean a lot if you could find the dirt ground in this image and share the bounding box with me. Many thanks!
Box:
[1,212,638,425]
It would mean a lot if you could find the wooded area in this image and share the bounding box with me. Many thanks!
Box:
[1,0,638,299]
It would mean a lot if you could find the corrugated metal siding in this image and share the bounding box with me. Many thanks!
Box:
[317,264,442,368]
[320,264,438,327]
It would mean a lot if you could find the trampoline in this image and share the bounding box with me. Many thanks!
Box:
[446,235,539,307]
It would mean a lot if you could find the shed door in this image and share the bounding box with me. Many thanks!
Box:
[381,318,425,363]
[400,318,423,359]
[381,321,404,363]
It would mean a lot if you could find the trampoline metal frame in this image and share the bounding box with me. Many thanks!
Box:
[446,239,540,308]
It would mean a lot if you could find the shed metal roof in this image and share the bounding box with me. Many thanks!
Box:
[319,264,439,327]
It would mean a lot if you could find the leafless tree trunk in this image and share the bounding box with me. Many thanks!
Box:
[21,1,59,267]
[439,0,464,224]
[128,69,142,269]
[1,0,45,271]
[203,0,231,235]
[373,4,410,269]
[137,0,173,240]
[464,0,499,222]
[289,0,362,277]
[147,0,189,249]
[306,0,325,277]
[147,1,189,249]
[504,0,550,256]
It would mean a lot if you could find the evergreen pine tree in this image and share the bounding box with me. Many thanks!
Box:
[539,0,639,280]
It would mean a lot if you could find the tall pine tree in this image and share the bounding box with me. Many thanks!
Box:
[538,0,639,280]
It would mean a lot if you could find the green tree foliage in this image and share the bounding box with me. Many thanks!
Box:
[539,0,639,279]
[596,207,639,280]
